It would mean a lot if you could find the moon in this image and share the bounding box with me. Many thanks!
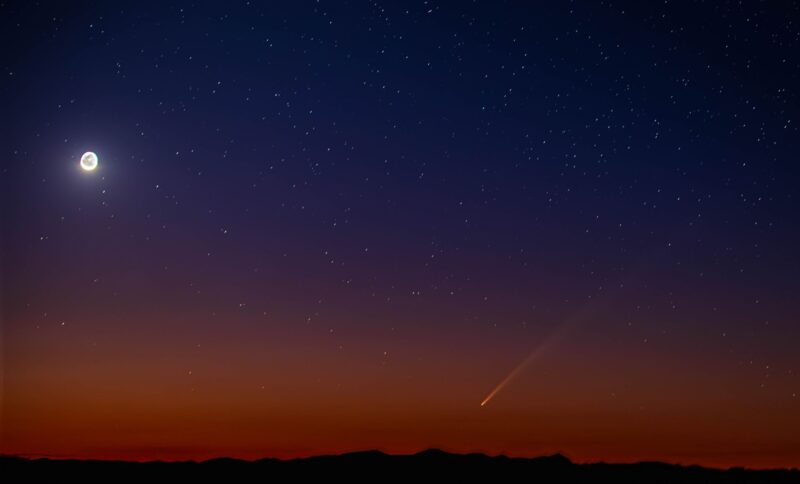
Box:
[80,151,98,171]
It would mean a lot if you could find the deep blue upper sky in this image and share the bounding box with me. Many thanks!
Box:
[6,1,798,312]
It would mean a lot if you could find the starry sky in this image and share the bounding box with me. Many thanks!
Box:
[2,0,799,469]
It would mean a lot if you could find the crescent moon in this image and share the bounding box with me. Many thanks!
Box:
[80,151,98,171]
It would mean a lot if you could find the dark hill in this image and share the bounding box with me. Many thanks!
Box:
[1,449,797,483]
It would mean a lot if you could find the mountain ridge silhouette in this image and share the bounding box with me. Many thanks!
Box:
[2,448,797,483]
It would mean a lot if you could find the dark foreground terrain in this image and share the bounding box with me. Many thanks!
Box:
[1,449,797,483]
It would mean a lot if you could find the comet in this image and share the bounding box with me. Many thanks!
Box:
[477,259,653,408]
[479,283,622,407]
[479,325,567,407]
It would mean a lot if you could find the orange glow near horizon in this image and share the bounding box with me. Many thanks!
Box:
[3,309,799,470]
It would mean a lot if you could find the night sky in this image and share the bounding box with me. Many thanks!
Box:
[2,0,799,469]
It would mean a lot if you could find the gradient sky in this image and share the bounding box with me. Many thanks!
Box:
[2,0,799,469]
